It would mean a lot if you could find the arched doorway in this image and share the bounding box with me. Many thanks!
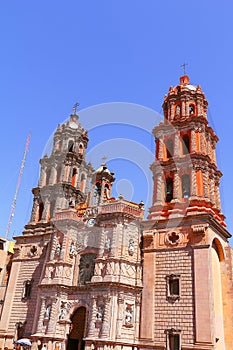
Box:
[67,307,87,350]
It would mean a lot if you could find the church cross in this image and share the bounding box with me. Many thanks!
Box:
[72,102,80,115]
[181,63,188,75]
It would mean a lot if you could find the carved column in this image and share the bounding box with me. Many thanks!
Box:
[170,101,175,120]
[158,138,164,160]
[209,176,215,204]
[135,295,141,341]
[47,298,58,334]
[191,168,197,197]
[116,296,124,339]
[203,170,209,199]
[174,132,180,157]
[185,100,189,116]
[181,99,185,117]
[197,100,201,116]
[39,167,46,187]
[88,296,97,337]
[101,297,111,338]
[206,135,210,158]
[110,225,117,257]
[212,143,217,164]
[30,199,39,222]
[89,183,96,207]
[215,181,221,211]
[155,173,163,204]
[191,129,197,153]
[172,172,180,201]
[37,297,46,332]
[100,178,106,204]
[42,198,51,221]
[200,130,206,154]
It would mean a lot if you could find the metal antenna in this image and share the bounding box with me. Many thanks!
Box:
[5,134,31,239]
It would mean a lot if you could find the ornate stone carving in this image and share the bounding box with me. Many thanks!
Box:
[165,231,183,246]
[191,223,209,235]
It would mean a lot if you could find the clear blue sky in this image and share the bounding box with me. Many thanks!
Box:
[0,1,233,243]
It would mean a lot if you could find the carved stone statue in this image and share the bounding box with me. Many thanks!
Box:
[44,305,51,320]
[96,306,103,322]
[105,237,111,250]
[69,242,76,256]
[125,307,133,325]
[59,301,67,320]
[55,243,61,257]
[128,239,134,256]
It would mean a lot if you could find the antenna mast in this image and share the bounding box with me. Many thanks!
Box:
[5,134,31,239]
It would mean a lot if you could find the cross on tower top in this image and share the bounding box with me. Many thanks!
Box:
[72,102,80,115]
[181,63,188,75]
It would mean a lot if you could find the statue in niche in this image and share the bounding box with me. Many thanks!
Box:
[105,237,111,250]
[96,306,103,322]
[69,242,76,256]
[125,306,133,325]
[44,304,52,320]
[176,105,180,116]
[55,242,61,257]
[59,301,67,320]
[128,239,135,256]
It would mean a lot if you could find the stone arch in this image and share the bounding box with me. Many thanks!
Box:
[66,305,88,350]
[212,237,225,262]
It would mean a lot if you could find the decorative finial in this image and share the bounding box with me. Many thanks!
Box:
[72,102,80,115]
[181,63,188,75]
[102,156,107,164]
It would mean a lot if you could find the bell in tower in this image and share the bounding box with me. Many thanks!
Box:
[89,159,115,206]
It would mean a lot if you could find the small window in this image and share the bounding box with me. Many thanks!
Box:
[68,140,74,152]
[22,279,34,300]
[78,253,97,285]
[165,177,173,202]
[189,104,195,115]
[72,168,78,187]
[38,202,44,221]
[182,134,190,154]
[165,139,174,159]
[79,143,84,155]
[181,174,190,199]
[167,274,180,300]
[0,242,4,250]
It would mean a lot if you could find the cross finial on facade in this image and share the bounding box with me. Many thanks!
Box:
[181,63,188,75]
[102,156,107,164]
[72,102,80,115]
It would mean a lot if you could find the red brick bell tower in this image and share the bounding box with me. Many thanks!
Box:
[141,75,233,350]
[148,74,225,226]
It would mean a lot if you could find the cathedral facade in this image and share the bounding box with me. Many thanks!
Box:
[0,75,233,350]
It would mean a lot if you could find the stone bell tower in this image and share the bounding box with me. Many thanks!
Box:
[141,75,233,350]
[30,110,93,224]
